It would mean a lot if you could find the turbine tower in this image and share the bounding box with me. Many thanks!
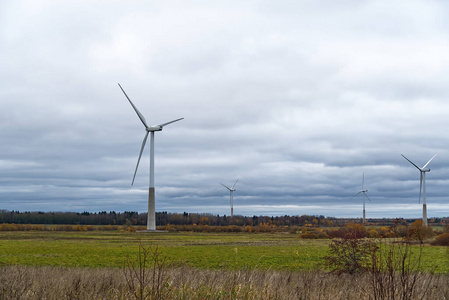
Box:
[401,153,437,227]
[221,179,239,218]
[351,172,371,224]
[119,83,183,231]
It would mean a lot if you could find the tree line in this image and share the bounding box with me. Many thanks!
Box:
[0,210,341,226]
[2,209,445,227]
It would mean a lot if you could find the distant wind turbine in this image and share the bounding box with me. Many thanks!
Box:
[351,172,371,224]
[119,83,183,231]
[221,179,239,218]
[401,153,437,227]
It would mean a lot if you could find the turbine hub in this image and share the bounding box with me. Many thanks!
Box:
[147,126,163,132]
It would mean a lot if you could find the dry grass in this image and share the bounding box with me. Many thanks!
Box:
[1,265,449,300]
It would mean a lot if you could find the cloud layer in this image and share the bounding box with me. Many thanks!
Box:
[1,0,449,218]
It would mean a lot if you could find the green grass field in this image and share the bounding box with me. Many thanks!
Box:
[0,231,447,272]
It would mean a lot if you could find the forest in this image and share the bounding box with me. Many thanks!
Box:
[1,209,447,227]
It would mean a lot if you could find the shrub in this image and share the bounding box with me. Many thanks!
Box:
[328,223,367,239]
[300,228,329,239]
[289,226,300,234]
[394,224,409,237]
[328,228,345,239]
[368,228,379,238]
[323,234,376,274]
[346,223,367,238]
[378,226,393,238]
[315,228,329,239]
[431,233,449,246]
[407,220,434,241]
[300,232,319,239]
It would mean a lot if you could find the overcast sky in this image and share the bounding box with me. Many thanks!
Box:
[1,0,449,219]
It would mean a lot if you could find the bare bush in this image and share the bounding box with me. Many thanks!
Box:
[123,244,170,300]
[323,230,435,300]
[365,239,432,300]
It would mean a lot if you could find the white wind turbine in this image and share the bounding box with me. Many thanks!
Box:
[119,83,183,231]
[351,172,371,223]
[401,153,437,227]
[221,179,239,218]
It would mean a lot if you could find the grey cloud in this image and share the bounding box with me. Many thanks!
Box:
[1,0,449,218]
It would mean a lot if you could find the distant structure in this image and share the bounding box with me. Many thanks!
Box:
[119,83,183,231]
[401,154,437,227]
[351,172,371,223]
[221,179,239,218]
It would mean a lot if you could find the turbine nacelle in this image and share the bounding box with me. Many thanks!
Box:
[401,153,437,173]
[221,179,239,192]
[147,125,163,132]
[221,184,236,192]
[146,118,184,133]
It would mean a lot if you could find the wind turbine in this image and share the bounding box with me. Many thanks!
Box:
[119,83,183,231]
[221,179,239,218]
[351,172,371,223]
[401,153,437,227]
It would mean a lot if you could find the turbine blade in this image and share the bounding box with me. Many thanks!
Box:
[422,153,438,169]
[221,183,231,191]
[351,191,362,199]
[232,179,239,189]
[118,83,149,128]
[157,117,184,128]
[364,192,372,202]
[132,131,149,185]
[362,172,364,189]
[419,172,423,204]
[401,154,421,170]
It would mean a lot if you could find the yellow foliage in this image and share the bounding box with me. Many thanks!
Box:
[368,228,378,238]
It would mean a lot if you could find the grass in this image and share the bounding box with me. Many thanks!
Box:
[1,231,448,299]
[0,231,327,270]
[0,231,448,272]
